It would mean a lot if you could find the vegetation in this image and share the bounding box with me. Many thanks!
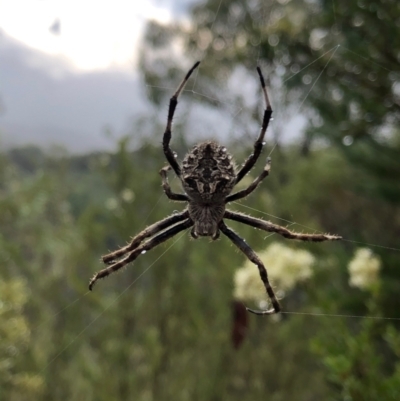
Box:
[1,0,400,399]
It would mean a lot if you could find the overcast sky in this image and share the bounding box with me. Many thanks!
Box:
[0,0,307,153]
[0,0,194,71]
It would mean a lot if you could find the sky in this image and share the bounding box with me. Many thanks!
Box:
[0,0,178,72]
[0,0,304,153]
[0,0,198,152]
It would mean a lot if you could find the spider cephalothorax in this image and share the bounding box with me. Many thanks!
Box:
[89,61,342,315]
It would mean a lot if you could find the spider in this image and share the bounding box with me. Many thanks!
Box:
[89,61,341,315]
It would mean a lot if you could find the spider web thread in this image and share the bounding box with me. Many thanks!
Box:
[41,229,188,373]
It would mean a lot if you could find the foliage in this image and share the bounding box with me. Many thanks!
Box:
[0,0,399,399]
[312,293,400,401]
[0,278,44,401]
[1,128,398,400]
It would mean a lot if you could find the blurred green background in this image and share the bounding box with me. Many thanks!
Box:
[1,0,400,400]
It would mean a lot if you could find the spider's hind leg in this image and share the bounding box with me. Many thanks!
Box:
[102,210,189,265]
[219,221,280,315]
[90,219,193,290]
[224,210,342,242]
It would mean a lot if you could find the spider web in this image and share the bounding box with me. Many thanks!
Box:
[138,0,400,312]
[141,0,399,253]
[38,0,400,374]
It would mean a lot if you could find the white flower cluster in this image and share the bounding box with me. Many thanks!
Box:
[348,248,381,290]
[234,242,315,303]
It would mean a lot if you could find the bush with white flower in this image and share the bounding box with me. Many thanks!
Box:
[348,248,381,290]
[234,242,315,304]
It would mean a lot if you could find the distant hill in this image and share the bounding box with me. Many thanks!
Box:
[0,33,149,153]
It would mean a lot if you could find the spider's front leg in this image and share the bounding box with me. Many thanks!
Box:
[163,61,200,177]
[219,221,280,315]
[90,219,193,290]
[235,67,273,185]
[226,157,271,203]
[160,166,188,201]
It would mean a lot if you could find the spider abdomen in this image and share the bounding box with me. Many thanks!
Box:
[188,202,225,237]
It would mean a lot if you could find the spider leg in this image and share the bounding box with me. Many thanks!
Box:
[235,67,272,185]
[224,210,342,241]
[219,221,280,315]
[226,157,271,203]
[102,210,190,265]
[160,166,188,201]
[90,219,193,290]
[163,61,200,177]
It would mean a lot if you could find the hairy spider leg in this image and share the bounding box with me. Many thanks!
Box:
[219,221,280,315]
[159,166,188,201]
[226,157,271,203]
[91,219,193,290]
[235,66,273,185]
[163,61,200,177]
[102,210,189,265]
[224,210,342,242]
